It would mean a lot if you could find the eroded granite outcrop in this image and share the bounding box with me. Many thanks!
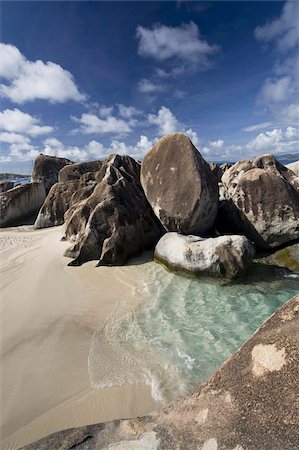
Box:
[0,181,14,192]
[32,154,73,192]
[154,233,255,279]
[0,182,46,227]
[141,133,219,235]
[58,160,103,182]
[22,295,299,450]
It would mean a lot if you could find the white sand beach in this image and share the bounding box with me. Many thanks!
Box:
[0,226,161,449]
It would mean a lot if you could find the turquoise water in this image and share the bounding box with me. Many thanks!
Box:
[89,262,299,403]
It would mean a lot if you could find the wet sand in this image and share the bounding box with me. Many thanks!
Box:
[0,226,160,449]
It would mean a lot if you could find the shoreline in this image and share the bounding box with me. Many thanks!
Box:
[0,226,161,449]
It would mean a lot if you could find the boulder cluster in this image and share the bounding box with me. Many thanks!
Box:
[1,133,298,277]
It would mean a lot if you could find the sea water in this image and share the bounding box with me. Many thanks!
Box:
[88,262,299,404]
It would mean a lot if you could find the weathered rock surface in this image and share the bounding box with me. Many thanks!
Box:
[258,242,299,274]
[286,160,299,177]
[155,232,255,279]
[22,295,299,450]
[209,162,232,182]
[34,181,79,229]
[141,133,219,235]
[220,154,299,249]
[0,182,46,227]
[58,160,102,182]
[32,154,73,192]
[0,181,14,192]
[63,154,162,266]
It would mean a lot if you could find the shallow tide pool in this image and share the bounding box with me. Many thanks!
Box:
[89,262,299,403]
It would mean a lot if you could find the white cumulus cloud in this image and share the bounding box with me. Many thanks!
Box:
[148,106,179,135]
[0,43,85,104]
[0,109,53,136]
[73,112,133,135]
[138,78,167,94]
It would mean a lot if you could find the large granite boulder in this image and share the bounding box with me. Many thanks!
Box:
[63,154,162,266]
[209,162,232,182]
[58,160,102,182]
[32,154,73,192]
[0,182,46,227]
[155,232,255,279]
[34,181,79,229]
[258,242,299,274]
[22,295,299,450]
[286,160,299,177]
[141,133,219,235]
[220,154,299,249]
[0,181,14,192]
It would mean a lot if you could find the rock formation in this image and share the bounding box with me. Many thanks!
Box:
[286,160,299,177]
[22,295,299,450]
[141,133,219,235]
[220,154,299,249]
[34,181,79,229]
[0,181,14,192]
[258,242,299,274]
[209,162,232,182]
[63,154,162,266]
[0,182,46,227]
[155,232,255,279]
[32,154,73,192]
[58,160,102,182]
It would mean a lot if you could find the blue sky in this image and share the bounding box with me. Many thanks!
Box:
[0,1,298,173]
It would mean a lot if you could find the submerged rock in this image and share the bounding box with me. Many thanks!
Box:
[141,133,219,235]
[0,181,14,192]
[22,295,299,450]
[0,182,46,227]
[154,232,255,279]
[63,154,162,266]
[34,181,79,229]
[220,153,299,249]
[258,242,299,274]
[32,154,73,192]
[58,160,102,182]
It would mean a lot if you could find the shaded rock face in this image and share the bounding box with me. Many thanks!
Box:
[286,160,299,177]
[23,296,299,450]
[32,154,73,192]
[209,162,231,182]
[155,232,255,279]
[0,182,46,227]
[220,154,299,249]
[0,181,14,192]
[58,160,102,182]
[34,181,79,229]
[63,154,162,266]
[141,133,219,235]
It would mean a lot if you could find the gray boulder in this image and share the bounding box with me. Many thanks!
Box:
[220,154,299,249]
[58,160,102,182]
[155,232,255,279]
[0,182,46,227]
[258,242,299,274]
[63,154,162,266]
[34,181,79,229]
[286,160,299,177]
[141,133,219,235]
[32,154,73,192]
[0,181,14,192]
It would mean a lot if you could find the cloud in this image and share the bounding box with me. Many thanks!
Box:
[136,22,219,67]
[184,128,200,147]
[117,104,141,119]
[73,112,133,135]
[0,109,53,136]
[138,78,167,94]
[0,132,30,144]
[255,0,299,52]
[0,43,85,104]
[209,139,224,149]
[148,106,179,135]
[242,122,273,132]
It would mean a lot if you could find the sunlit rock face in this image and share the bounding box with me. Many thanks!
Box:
[63,154,162,266]
[0,182,46,227]
[219,154,299,249]
[32,154,73,193]
[286,160,299,177]
[154,232,255,279]
[141,133,219,236]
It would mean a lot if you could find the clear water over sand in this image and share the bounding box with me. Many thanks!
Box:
[89,262,299,403]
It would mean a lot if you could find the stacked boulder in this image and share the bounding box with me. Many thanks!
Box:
[32,154,73,192]
[219,154,299,249]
